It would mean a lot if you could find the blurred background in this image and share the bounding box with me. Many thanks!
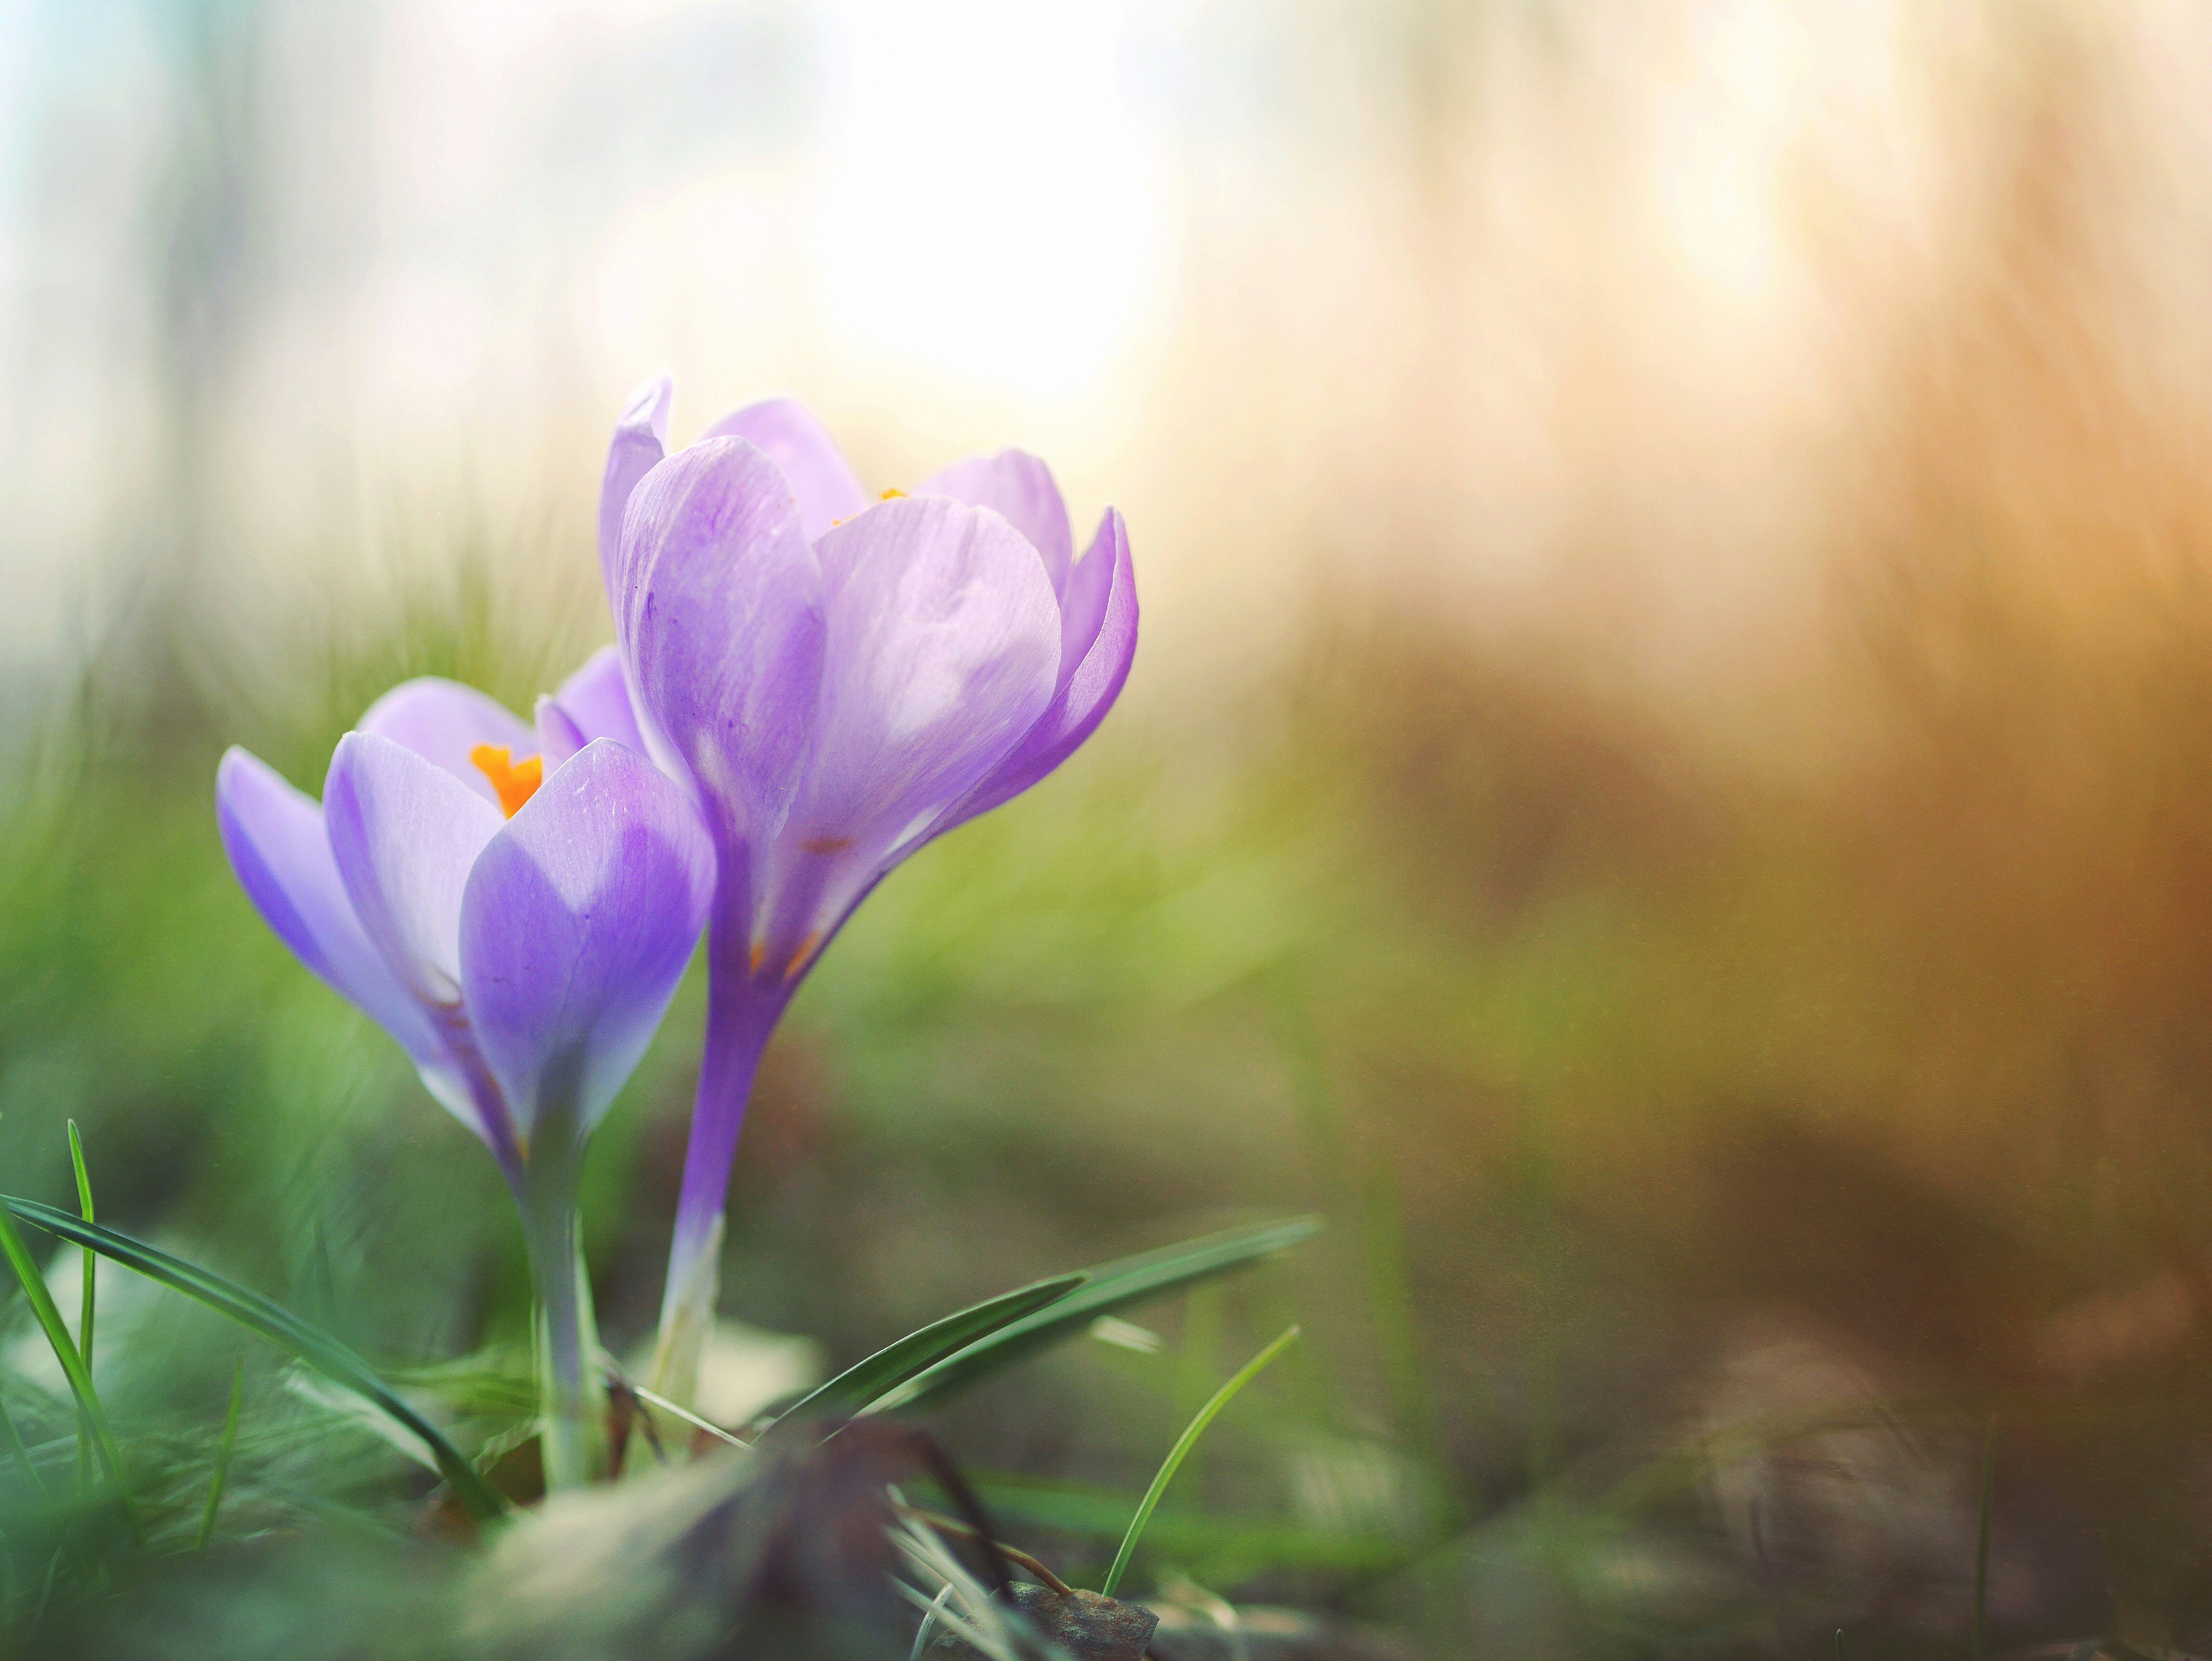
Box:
[11,0,2212,1654]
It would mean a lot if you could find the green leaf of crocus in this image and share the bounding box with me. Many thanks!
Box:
[884,1215,1321,1415]
[1,1195,507,1522]
[766,1272,1088,1436]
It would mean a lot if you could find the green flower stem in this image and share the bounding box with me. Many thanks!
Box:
[518,1114,603,1492]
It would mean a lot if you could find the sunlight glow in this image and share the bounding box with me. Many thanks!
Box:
[808,0,1171,402]
[1657,0,1809,301]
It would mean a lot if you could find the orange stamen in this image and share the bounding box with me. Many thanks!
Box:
[878,487,906,500]
[785,931,822,981]
[470,745,543,818]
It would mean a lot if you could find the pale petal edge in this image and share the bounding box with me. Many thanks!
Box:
[943,505,1136,828]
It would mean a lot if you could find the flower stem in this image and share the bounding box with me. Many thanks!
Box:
[651,947,784,1406]
[521,1119,604,1491]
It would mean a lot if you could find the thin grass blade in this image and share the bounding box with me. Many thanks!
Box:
[941,1475,1410,1576]
[2,1194,505,1521]
[767,1273,1087,1436]
[0,1396,45,1497]
[907,1582,957,1661]
[628,1382,748,1450]
[888,1218,1320,1414]
[0,1200,125,1495]
[1100,1324,1299,1597]
[195,1358,245,1550]
[66,1125,94,1373]
[66,1121,95,1494]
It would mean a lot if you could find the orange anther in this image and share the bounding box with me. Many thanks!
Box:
[470,745,544,818]
[785,931,822,981]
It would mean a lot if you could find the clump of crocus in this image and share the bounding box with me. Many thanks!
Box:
[596,377,1138,1403]
[216,673,713,1487]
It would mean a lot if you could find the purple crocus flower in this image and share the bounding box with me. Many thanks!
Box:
[596,376,1138,1402]
[215,671,714,1485]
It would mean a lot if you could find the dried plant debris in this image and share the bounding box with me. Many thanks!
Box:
[462,1425,992,1660]
[918,1583,1158,1661]
[1147,1601,1427,1661]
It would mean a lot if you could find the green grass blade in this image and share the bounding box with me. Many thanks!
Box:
[1,1195,505,1521]
[1100,1324,1300,1598]
[1172,1283,1223,1499]
[888,1217,1321,1414]
[66,1125,94,1373]
[66,1121,95,1495]
[767,1273,1087,1436]
[0,1396,46,1498]
[195,1358,245,1550]
[946,1474,1413,1578]
[0,1200,125,1496]
[628,1381,750,1450]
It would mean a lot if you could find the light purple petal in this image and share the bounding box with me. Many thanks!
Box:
[536,644,645,771]
[944,506,1137,829]
[217,748,499,1146]
[358,678,536,810]
[534,697,589,774]
[460,740,715,1138]
[615,436,827,920]
[600,371,673,600]
[917,449,1074,595]
[323,732,505,1007]
[765,495,1058,951]
[216,747,443,1060]
[554,645,646,750]
[698,398,868,543]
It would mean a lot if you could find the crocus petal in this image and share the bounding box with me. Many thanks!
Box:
[534,697,589,774]
[615,436,827,916]
[323,732,505,1007]
[554,644,646,750]
[697,397,868,543]
[768,495,1058,946]
[600,371,673,599]
[218,748,499,1145]
[461,740,715,1139]
[943,506,1138,830]
[536,644,645,770]
[359,678,536,810]
[216,747,444,1061]
[917,449,1074,595]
